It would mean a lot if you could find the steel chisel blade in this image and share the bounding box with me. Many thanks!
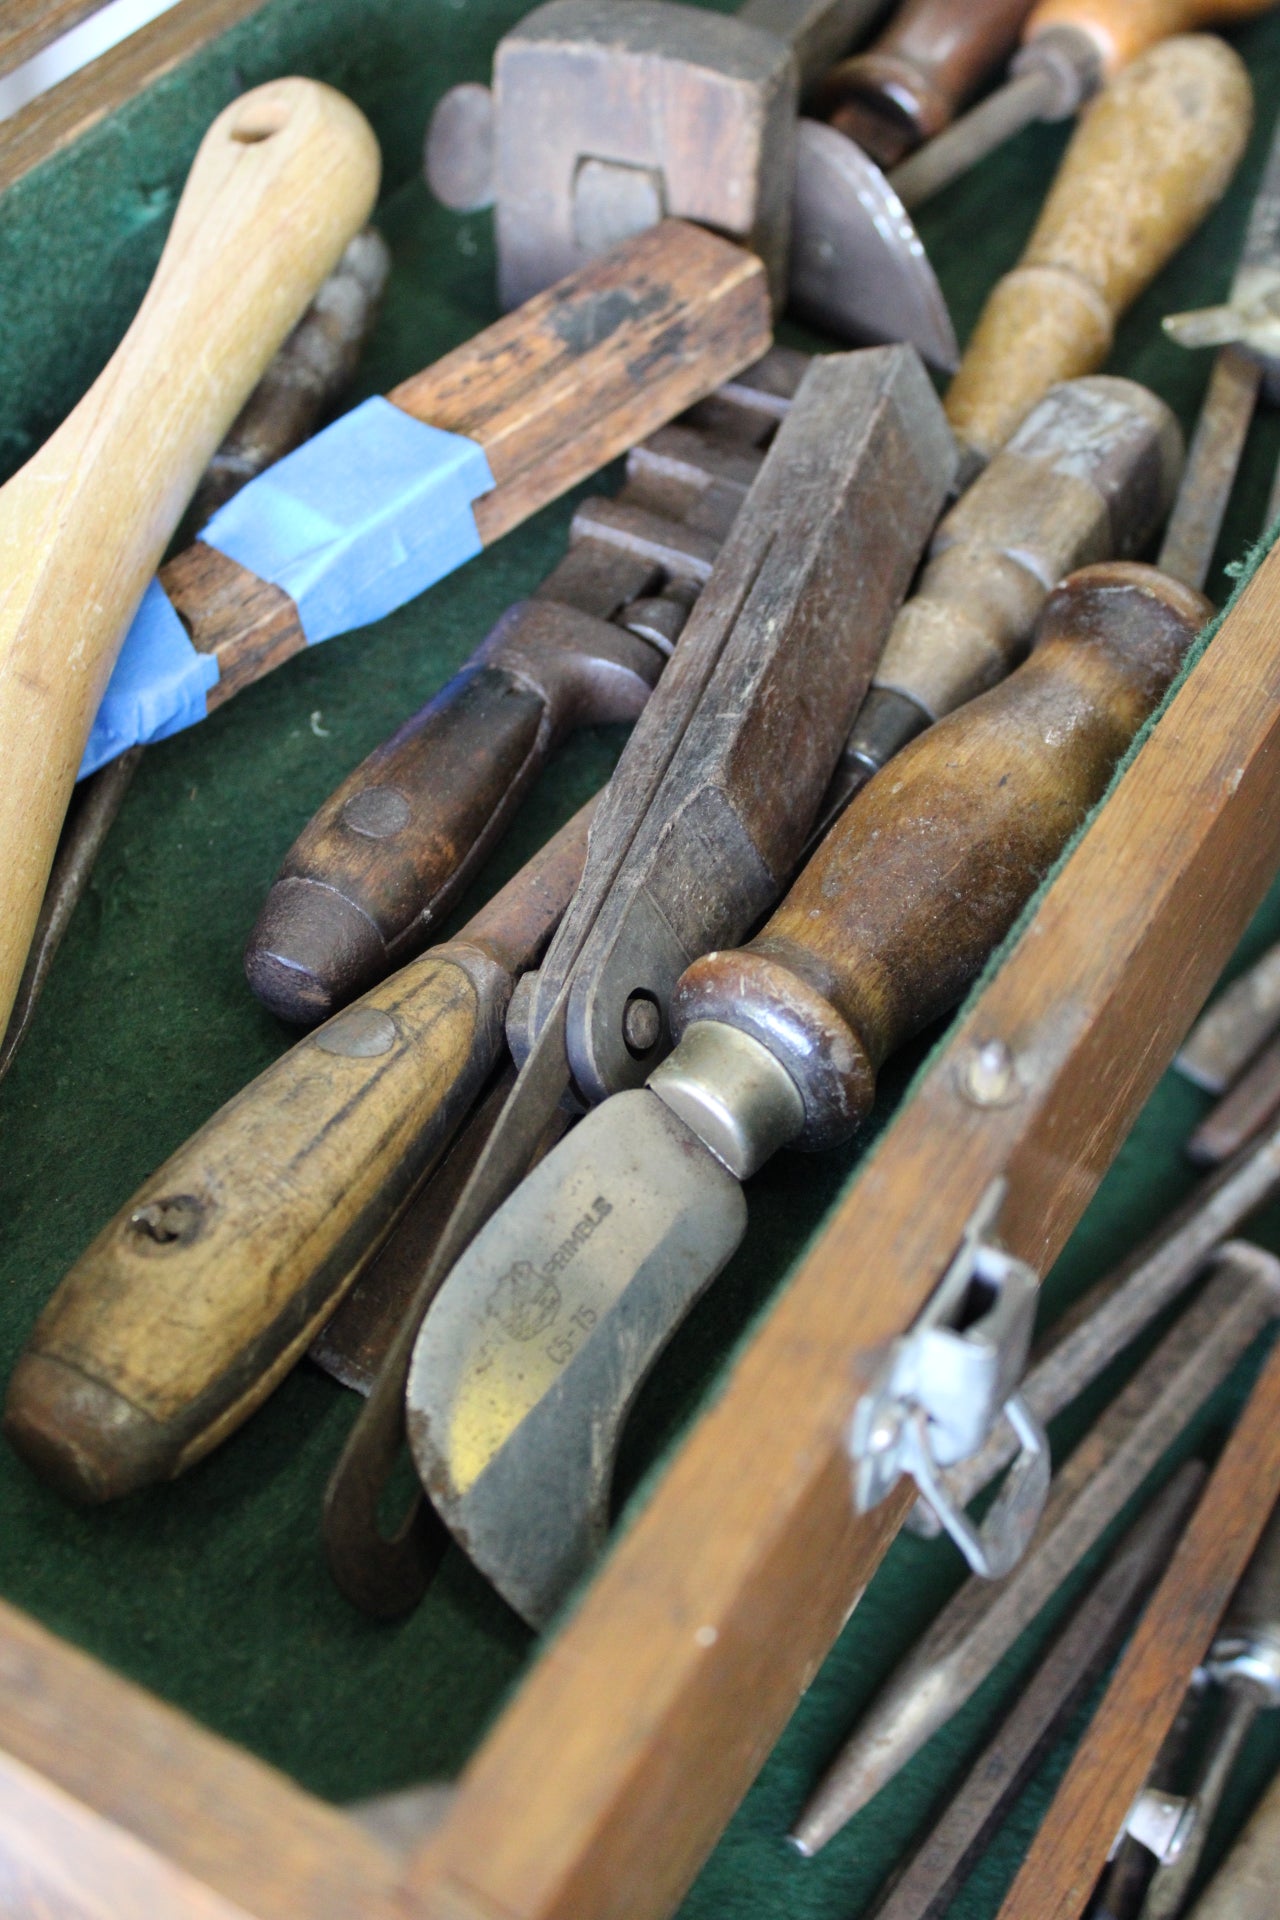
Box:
[406,1091,746,1627]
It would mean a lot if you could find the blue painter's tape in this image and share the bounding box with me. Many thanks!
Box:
[79,580,221,780]
[200,396,495,645]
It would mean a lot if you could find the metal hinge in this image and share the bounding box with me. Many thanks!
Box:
[848,1180,1050,1581]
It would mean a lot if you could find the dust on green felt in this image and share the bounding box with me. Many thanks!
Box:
[2,5,1280,1912]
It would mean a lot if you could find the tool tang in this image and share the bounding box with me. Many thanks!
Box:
[517,345,956,1106]
[3,805,593,1503]
[0,78,381,1047]
[816,0,1039,168]
[408,560,1210,1626]
[244,357,801,1025]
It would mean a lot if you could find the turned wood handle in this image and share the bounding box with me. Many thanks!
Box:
[0,79,380,1044]
[4,947,508,1502]
[1026,0,1280,76]
[818,0,1037,162]
[673,563,1210,1149]
[243,601,661,1025]
[945,36,1251,466]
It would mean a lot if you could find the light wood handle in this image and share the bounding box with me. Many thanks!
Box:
[3,947,505,1502]
[945,36,1251,465]
[1026,0,1279,76]
[0,78,380,1043]
[673,564,1210,1148]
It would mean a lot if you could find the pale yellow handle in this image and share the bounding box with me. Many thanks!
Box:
[945,36,1251,464]
[0,78,381,1038]
[1026,0,1279,75]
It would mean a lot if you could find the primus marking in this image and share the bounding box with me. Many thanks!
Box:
[486,1197,613,1343]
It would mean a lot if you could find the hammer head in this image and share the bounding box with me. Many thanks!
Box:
[493,0,797,310]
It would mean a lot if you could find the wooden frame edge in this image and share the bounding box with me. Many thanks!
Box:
[0,0,272,193]
[399,536,1280,1920]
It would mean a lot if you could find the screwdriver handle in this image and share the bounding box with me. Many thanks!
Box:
[673,563,1209,1149]
[817,0,1038,165]
[0,80,380,1047]
[945,36,1251,467]
[244,602,659,1024]
[3,804,593,1503]
[1025,0,1279,76]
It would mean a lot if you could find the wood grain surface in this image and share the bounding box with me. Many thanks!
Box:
[400,515,1280,1920]
[1025,0,1280,75]
[0,0,274,190]
[993,1330,1280,1920]
[0,77,379,1055]
[0,1597,403,1920]
[0,0,116,81]
[945,36,1253,463]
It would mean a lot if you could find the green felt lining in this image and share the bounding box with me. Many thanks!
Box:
[2,6,1280,1916]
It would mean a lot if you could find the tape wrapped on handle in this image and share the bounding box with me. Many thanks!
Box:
[79,398,495,779]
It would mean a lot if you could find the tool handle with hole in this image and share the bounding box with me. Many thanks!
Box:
[673,564,1210,1150]
[245,607,661,1024]
[944,36,1251,468]
[2,804,592,1504]
[817,0,1039,166]
[0,79,381,1045]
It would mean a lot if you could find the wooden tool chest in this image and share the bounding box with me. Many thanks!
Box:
[3,3,1280,1917]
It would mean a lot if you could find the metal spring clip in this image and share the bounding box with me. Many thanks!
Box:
[848,1181,1050,1580]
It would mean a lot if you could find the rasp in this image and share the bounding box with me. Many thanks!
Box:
[405,560,1210,1628]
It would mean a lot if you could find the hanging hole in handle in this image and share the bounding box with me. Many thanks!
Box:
[229,99,291,143]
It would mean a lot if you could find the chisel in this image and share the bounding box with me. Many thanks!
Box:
[790,1242,1280,1855]
[404,559,1211,1628]
[883,1,1277,210]
[3,803,592,1503]
[0,77,382,1048]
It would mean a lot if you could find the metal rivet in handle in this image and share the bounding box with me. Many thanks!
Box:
[314,1008,398,1058]
[958,1037,1021,1107]
[341,788,412,838]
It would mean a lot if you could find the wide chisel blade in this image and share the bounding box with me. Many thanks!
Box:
[406,1091,745,1627]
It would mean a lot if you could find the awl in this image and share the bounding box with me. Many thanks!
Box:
[406,558,1211,1627]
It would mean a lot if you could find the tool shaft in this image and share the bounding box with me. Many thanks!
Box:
[888,61,1063,208]
[0,79,381,1048]
[1186,1764,1280,1919]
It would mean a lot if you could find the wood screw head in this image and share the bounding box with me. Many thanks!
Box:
[959,1039,1020,1108]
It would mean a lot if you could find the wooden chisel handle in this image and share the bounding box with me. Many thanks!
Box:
[0,80,380,1045]
[3,804,593,1503]
[945,37,1251,468]
[817,0,1038,165]
[1026,0,1280,76]
[673,563,1210,1149]
[245,603,662,1024]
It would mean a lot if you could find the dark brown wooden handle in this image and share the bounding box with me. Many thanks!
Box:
[673,563,1210,1148]
[245,600,661,1024]
[817,0,1038,165]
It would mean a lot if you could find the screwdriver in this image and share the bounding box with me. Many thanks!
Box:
[886,0,1277,212]
[2,802,592,1503]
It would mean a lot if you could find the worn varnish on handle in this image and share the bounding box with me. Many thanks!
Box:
[945,36,1252,467]
[159,220,771,712]
[0,77,381,1046]
[3,806,592,1503]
